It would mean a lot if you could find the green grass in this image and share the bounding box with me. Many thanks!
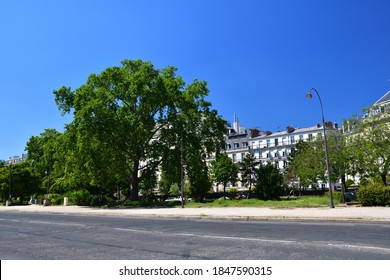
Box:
[6,194,336,208]
[185,195,339,208]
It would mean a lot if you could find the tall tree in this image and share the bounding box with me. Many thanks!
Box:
[345,106,390,185]
[285,140,325,189]
[25,129,62,194]
[54,59,226,200]
[240,151,259,198]
[159,77,226,201]
[210,153,239,198]
[254,163,284,200]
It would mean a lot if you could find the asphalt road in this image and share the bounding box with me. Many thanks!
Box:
[1,212,389,260]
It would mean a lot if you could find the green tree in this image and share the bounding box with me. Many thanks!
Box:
[25,129,62,195]
[186,149,213,201]
[285,140,324,189]
[345,107,390,185]
[159,74,226,201]
[210,153,239,199]
[285,132,346,191]
[0,162,40,203]
[240,151,259,198]
[54,60,180,200]
[254,163,284,200]
[54,59,226,201]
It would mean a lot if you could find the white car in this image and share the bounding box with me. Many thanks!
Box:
[164,197,182,202]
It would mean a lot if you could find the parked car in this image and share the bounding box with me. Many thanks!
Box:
[164,197,182,202]
[345,191,357,203]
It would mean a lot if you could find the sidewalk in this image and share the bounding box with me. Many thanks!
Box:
[1,204,390,222]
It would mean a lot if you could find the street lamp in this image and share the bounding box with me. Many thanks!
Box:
[44,169,51,206]
[306,88,334,208]
[7,159,12,206]
[180,133,184,208]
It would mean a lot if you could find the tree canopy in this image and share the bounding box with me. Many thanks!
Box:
[254,163,284,200]
[210,153,239,198]
[53,59,226,200]
[344,106,390,186]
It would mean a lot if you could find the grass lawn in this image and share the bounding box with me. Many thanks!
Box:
[2,194,338,208]
[185,195,339,208]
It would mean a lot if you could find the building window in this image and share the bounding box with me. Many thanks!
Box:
[299,134,304,141]
[290,136,295,144]
[275,139,278,146]
[282,137,287,145]
[266,139,271,147]
[233,143,239,148]
[308,134,313,141]
[232,154,237,162]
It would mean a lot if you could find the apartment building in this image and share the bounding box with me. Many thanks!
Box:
[224,115,340,190]
[3,154,28,166]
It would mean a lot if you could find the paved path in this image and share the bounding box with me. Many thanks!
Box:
[1,204,390,222]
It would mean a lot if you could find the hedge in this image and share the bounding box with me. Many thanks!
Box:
[357,185,390,206]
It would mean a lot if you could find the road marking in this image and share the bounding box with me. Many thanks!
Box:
[326,243,390,253]
[114,227,294,244]
[0,218,84,227]
[114,227,390,253]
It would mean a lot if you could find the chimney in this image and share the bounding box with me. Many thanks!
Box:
[233,113,239,133]
[250,129,260,138]
[286,126,295,133]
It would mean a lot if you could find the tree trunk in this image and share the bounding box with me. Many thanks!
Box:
[130,161,140,200]
[381,172,387,186]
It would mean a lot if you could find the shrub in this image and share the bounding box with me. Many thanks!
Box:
[49,194,65,205]
[357,185,390,206]
[90,195,115,207]
[69,189,91,206]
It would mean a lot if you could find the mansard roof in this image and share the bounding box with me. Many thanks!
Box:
[374,90,390,106]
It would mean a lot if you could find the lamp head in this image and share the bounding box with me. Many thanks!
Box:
[306,92,313,99]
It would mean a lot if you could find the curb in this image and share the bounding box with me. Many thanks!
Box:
[1,205,390,223]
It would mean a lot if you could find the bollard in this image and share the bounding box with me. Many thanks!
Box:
[43,199,51,206]
[64,197,69,206]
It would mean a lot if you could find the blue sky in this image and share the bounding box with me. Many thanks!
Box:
[1,0,390,160]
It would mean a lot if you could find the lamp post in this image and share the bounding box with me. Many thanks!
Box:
[7,159,12,206]
[175,103,185,209]
[306,88,334,208]
[180,132,184,208]
[44,169,51,206]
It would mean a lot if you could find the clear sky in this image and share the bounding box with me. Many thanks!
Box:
[1,0,390,160]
